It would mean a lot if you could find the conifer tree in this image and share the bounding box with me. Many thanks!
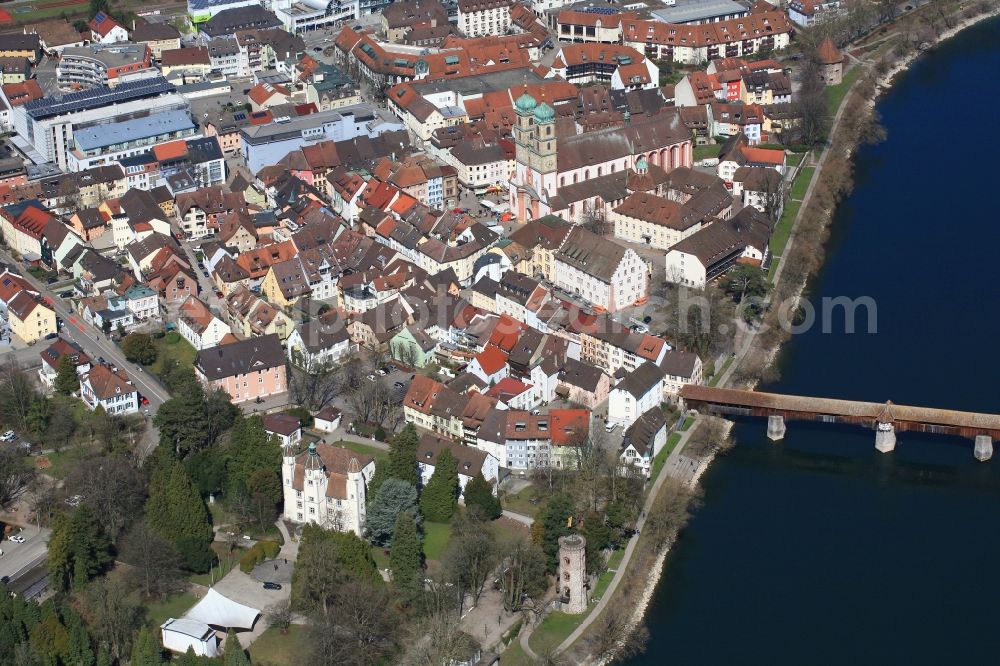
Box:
[419,449,458,523]
[387,423,419,486]
[463,472,502,520]
[224,630,250,666]
[388,512,422,597]
[54,354,79,395]
[145,460,214,572]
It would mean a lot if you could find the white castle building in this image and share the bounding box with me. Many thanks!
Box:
[282,441,376,536]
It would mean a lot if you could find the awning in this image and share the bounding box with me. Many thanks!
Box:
[184,589,261,630]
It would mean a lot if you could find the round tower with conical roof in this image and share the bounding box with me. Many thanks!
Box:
[558,534,588,614]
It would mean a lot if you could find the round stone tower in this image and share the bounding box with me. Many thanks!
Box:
[557,534,588,614]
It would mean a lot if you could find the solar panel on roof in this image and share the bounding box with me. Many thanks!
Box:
[25,77,175,120]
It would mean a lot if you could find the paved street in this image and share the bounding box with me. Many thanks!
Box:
[0,249,171,455]
[0,525,50,585]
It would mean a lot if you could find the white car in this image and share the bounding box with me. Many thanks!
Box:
[8,535,25,544]
[0,430,15,442]
[605,422,618,433]
[366,374,377,382]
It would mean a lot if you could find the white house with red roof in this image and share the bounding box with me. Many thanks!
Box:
[263,413,302,448]
[467,346,509,385]
[485,376,534,410]
[89,12,129,44]
[38,337,92,390]
[80,364,140,415]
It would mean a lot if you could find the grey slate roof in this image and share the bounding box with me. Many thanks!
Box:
[195,333,285,380]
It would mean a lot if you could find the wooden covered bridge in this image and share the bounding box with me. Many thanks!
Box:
[679,385,1000,460]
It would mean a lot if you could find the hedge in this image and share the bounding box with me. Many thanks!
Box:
[260,540,280,559]
[237,541,281,572]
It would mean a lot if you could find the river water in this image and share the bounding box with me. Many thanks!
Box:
[628,17,1000,665]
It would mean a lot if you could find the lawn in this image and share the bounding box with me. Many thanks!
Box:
[145,591,199,629]
[332,439,388,464]
[785,152,806,167]
[693,144,721,161]
[652,431,683,479]
[371,545,390,571]
[31,447,87,479]
[500,641,534,666]
[790,167,815,201]
[149,333,197,379]
[767,200,803,279]
[709,357,733,387]
[248,625,310,666]
[501,483,542,518]
[826,65,863,115]
[423,521,451,562]
[190,542,242,586]
[680,416,695,431]
[529,611,587,655]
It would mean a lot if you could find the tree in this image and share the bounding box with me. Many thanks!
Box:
[79,577,143,663]
[389,512,422,597]
[534,492,575,570]
[224,630,250,666]
[0,446,36,510]
[122,333,158,365]
[306,580,397,666]
[366,478,419,547]
[387,424,419,486]
[118,520,183,599]
[225,414,281,495]
[796,55,832,146]
[154,382,209,457]
[265,600,292,635]
[47,505,112,591]
[349,376,397,428]
[724,264,770,303]
[64,454,146,540]
[145,458,214,572]
[131,627,164,666]
[245,468,282,531]
[292,525,381,615]
[443,522,497,606]
[462,473,501,520]
[0,362,38,432]
[54,354,79,395]
[498,539,548,613]
[420,449,458,522]
[204,388,239,448]
[89,0,109,18]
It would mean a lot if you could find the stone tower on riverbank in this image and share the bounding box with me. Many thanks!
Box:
[817,37,844,86]
[558,534,588,614]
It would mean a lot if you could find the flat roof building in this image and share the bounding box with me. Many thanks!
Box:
[69,109,200,171]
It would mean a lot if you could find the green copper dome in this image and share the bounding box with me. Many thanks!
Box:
[635,156,649,172]
[515,92,537,113]
[533,102,555,123]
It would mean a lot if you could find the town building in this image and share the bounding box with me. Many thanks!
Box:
[57,44,154,91]
[552,227,647,313]
[608,362,665,428]
[177,295,232,350]
[620,406,667,476]
[194,333,287,402]
[80,364,140,415]
[417,432,499,498]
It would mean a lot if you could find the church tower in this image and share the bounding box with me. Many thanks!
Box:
[513,92,537,169]
[531,102,557,176]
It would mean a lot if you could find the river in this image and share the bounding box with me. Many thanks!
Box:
[628,16,1000,665]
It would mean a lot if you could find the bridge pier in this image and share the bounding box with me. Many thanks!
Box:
[875,422,896,453]
[974,436,993,462]
[766,415,786,441]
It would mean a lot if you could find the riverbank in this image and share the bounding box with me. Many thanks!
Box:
[572,2,1000,663]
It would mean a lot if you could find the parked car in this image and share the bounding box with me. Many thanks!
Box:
[263,582,282,590]
[202,271,210,278]
[0,430,15,442]
[8,535,25,543]
[377,368,389,376]
[140,396,150,406]
[632,324,649,334]
[366,374,377,382]
[394,381,405,390]
[605,422,618,433]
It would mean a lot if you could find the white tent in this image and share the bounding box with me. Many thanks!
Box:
[161,618,220,657]
[184,589,261,630]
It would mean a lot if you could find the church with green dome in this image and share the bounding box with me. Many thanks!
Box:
[508,92,694,223]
